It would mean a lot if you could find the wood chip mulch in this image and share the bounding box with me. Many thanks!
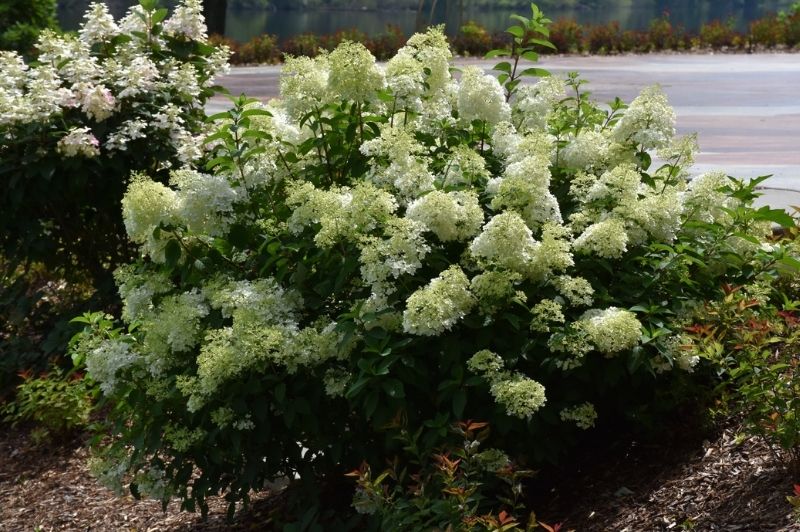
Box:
[2,420,799,531]
[536,421,800,531]
[0,428,276,531]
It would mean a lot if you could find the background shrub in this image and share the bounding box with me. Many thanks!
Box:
[585,21,622,54]
[281,32,321,57]
[0,0,228,392]
[699,19,740,49]
[368,24,406,60]
[749,14,784,48]
[548,18,583,53]
[238,33,281,64]
[0,0,57,57]
[453,20,493,56]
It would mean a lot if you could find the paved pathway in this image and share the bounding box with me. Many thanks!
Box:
[211,53,800,210]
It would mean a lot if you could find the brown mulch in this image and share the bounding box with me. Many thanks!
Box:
[536,421,799,531]
[0,428,276,531]
[1,421,799,531]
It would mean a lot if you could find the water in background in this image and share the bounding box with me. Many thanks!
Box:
[58,1,796,43]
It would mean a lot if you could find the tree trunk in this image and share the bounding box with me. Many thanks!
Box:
[203,0,227,36]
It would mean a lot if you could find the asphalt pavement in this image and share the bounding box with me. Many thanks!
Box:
[210,53,800,211]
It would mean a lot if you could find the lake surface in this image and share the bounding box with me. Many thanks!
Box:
[58,1,796,43]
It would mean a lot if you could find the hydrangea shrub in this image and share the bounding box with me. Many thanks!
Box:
[78,23,798,520]
[0,0,229,284]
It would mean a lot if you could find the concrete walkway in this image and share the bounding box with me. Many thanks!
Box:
[211,53,800,211]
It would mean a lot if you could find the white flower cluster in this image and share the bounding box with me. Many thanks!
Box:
[559,402,598,429]
[57,127,100,158]
[403,266,475,336]
[467,349,547,419]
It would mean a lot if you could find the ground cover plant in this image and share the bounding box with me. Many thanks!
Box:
[53,3,800,529]
[0,0,229,390]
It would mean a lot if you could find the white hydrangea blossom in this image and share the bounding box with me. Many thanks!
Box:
[280,55,331,119]
[171,168,240,237]
[458,66,510,126]
[86,339,138,395]
[163,0,208,41]
[573,217,629,259]
[403,266,475,336]
[441,145,490,186]
[406,190,483,242]
[57,127,100,158]
[121,175,179,251]
[114,266,174,322]
[385,49,425,110]
[471,270,525,315]
[402,26,452,95]
[470,212,547,280]
[79,2,120,44]
[360,218,430,295]
[141,290,209,376]
[578,307,642,355]
[327,41,384,102]
[682,171,736,225]
[560,130,612,170]
[513,76,565,132]
[612,85,676,149]
[489,375,547,419]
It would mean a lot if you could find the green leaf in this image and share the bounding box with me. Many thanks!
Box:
[519,67,551,78]
[509,14,530,26]
[485,48,511,59]
[506,25,525,38]
[529,38,557,50]
[139,0,157,11]
[452,389,467,418]
[779,256,800,271]
[274,382,286,403]
[382,379,405,399]
[206,111,232,122]
[151,8,168,24]
[164,239,181,268]
[753,206,795,228]
[240,108,273,118]
[364,390,379,418]
[492,62,512,74]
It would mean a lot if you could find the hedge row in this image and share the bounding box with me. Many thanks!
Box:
[213,9,800,65]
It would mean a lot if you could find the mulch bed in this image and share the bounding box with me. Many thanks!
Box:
[1,420,798,531]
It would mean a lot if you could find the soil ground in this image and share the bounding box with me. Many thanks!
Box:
[1,418,797,531]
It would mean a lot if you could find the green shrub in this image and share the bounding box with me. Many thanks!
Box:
[549,18,583,53]
[585,21,621,54]
[281,32,321,57]
[646,13,685,51]
[72,7,798,524]
[321,28,371,51]
[749,14,784,48]
[1,368,94,444]
[0,0,57,57]
[699,19,740,49]
[453,20,493,57]
[780,3,800,46]
[693,266,800,474]
[368,25,406,61]
[238,33,280,64]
